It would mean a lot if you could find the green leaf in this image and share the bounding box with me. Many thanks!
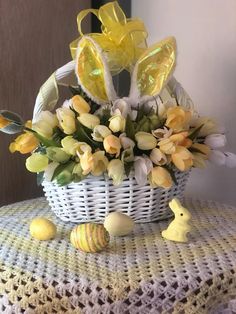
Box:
[125,115,135,140]
[188,124,204,140]
[51,161,75,182]
[75,120,102,149]
[124,161,134,177]
[188,147,204,154]
[37,172,44,186]
[136,104,146,122]
[33,132,60,148]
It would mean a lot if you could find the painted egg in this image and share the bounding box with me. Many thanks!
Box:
[104,212,135,236]
[70,223,110,253]
[30,217,57,241]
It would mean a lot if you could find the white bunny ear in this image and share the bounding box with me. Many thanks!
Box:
[75,36,117,105]
[129,37,177,105]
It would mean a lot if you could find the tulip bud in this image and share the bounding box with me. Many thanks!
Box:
[135,132,157,150]
[109,114,126,133]
[46,147,70,163]
[150,148,167,165]
[71,95,90,114]
[204,134,227,149]
[92,125,111,142]
[225,152,236,168]
[209,150,226,166]
[107,159,125,186]
[78,113,100,129]
[26,153,49,173]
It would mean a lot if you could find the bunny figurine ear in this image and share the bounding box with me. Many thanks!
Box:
[75,36,117,105]
[129,37,177,105]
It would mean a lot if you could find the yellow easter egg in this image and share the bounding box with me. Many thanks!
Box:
[30,217,57,240]
[70,223,110,253]
[104,212,134,236]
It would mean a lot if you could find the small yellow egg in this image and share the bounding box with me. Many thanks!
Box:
[70,223,110,253]
[30,217,57,240]
[104,212,134,236]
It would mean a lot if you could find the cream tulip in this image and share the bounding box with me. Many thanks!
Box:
[78,113,100,129]
[135,132,157,150]
[107,159,125,186]
[92,125,111,142]
[61,136,81,156]
[109,114,126,133]
[150,148,168,166]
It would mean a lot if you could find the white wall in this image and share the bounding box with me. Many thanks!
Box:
[132,0,236,205]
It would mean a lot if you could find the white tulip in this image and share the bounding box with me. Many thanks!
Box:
[204,134,227,149]
[134,156,153,186]
[112,99,131,118]
[119,134,135,149]
[225,152,236,168]
[209,150,226,166]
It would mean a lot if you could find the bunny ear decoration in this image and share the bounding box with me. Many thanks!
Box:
[75,36,117,105]
[129,37,177,105]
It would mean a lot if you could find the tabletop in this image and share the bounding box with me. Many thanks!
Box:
[0,197,236,314]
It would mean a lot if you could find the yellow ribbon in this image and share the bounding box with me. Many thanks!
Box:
[70,1,148,75]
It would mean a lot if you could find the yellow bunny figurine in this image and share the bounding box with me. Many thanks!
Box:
[162,198,192,243]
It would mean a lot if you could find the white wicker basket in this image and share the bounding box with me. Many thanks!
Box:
[34,61,194,223]
[42,171,190,223]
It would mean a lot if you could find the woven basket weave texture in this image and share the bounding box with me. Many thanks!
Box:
[42,171,189,223]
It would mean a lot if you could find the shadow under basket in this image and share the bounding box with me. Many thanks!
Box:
[42,171,190,223]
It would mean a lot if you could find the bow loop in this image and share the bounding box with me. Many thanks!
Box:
[70,1,148,75]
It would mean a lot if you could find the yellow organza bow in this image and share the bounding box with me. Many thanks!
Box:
[70,1,148,75]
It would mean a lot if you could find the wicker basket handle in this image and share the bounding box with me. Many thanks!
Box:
[32,60,76,122]
[32,60,194,122]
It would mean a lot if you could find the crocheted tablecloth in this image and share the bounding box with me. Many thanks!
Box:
[0,198,236,314]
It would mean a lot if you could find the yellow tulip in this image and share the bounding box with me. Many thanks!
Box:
[92,125,111,142]
[135,132,157,150]
[191,143,211,156]
[56,108,76,135]
[0,115,11,129]
[61,136,80,155]
[71,95,90,114]
[192,152,207,168]
[171,146,193,171]
[149,166,173,189]
[103,134,121,157]
[158,138,176,154]
[25,153,49,173]
[165,106,191,132]
[193,117,217,137]
[80,151,94,175]
[91,151,109,176]
[107,159,125,186]
[109,114,126,133]
[33,111,58,138]
[78,113,100,130]
[9,132,39,154]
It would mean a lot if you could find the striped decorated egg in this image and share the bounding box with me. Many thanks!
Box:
[70,223,110,253]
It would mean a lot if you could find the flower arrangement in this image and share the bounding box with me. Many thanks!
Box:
[0,1,235,191]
